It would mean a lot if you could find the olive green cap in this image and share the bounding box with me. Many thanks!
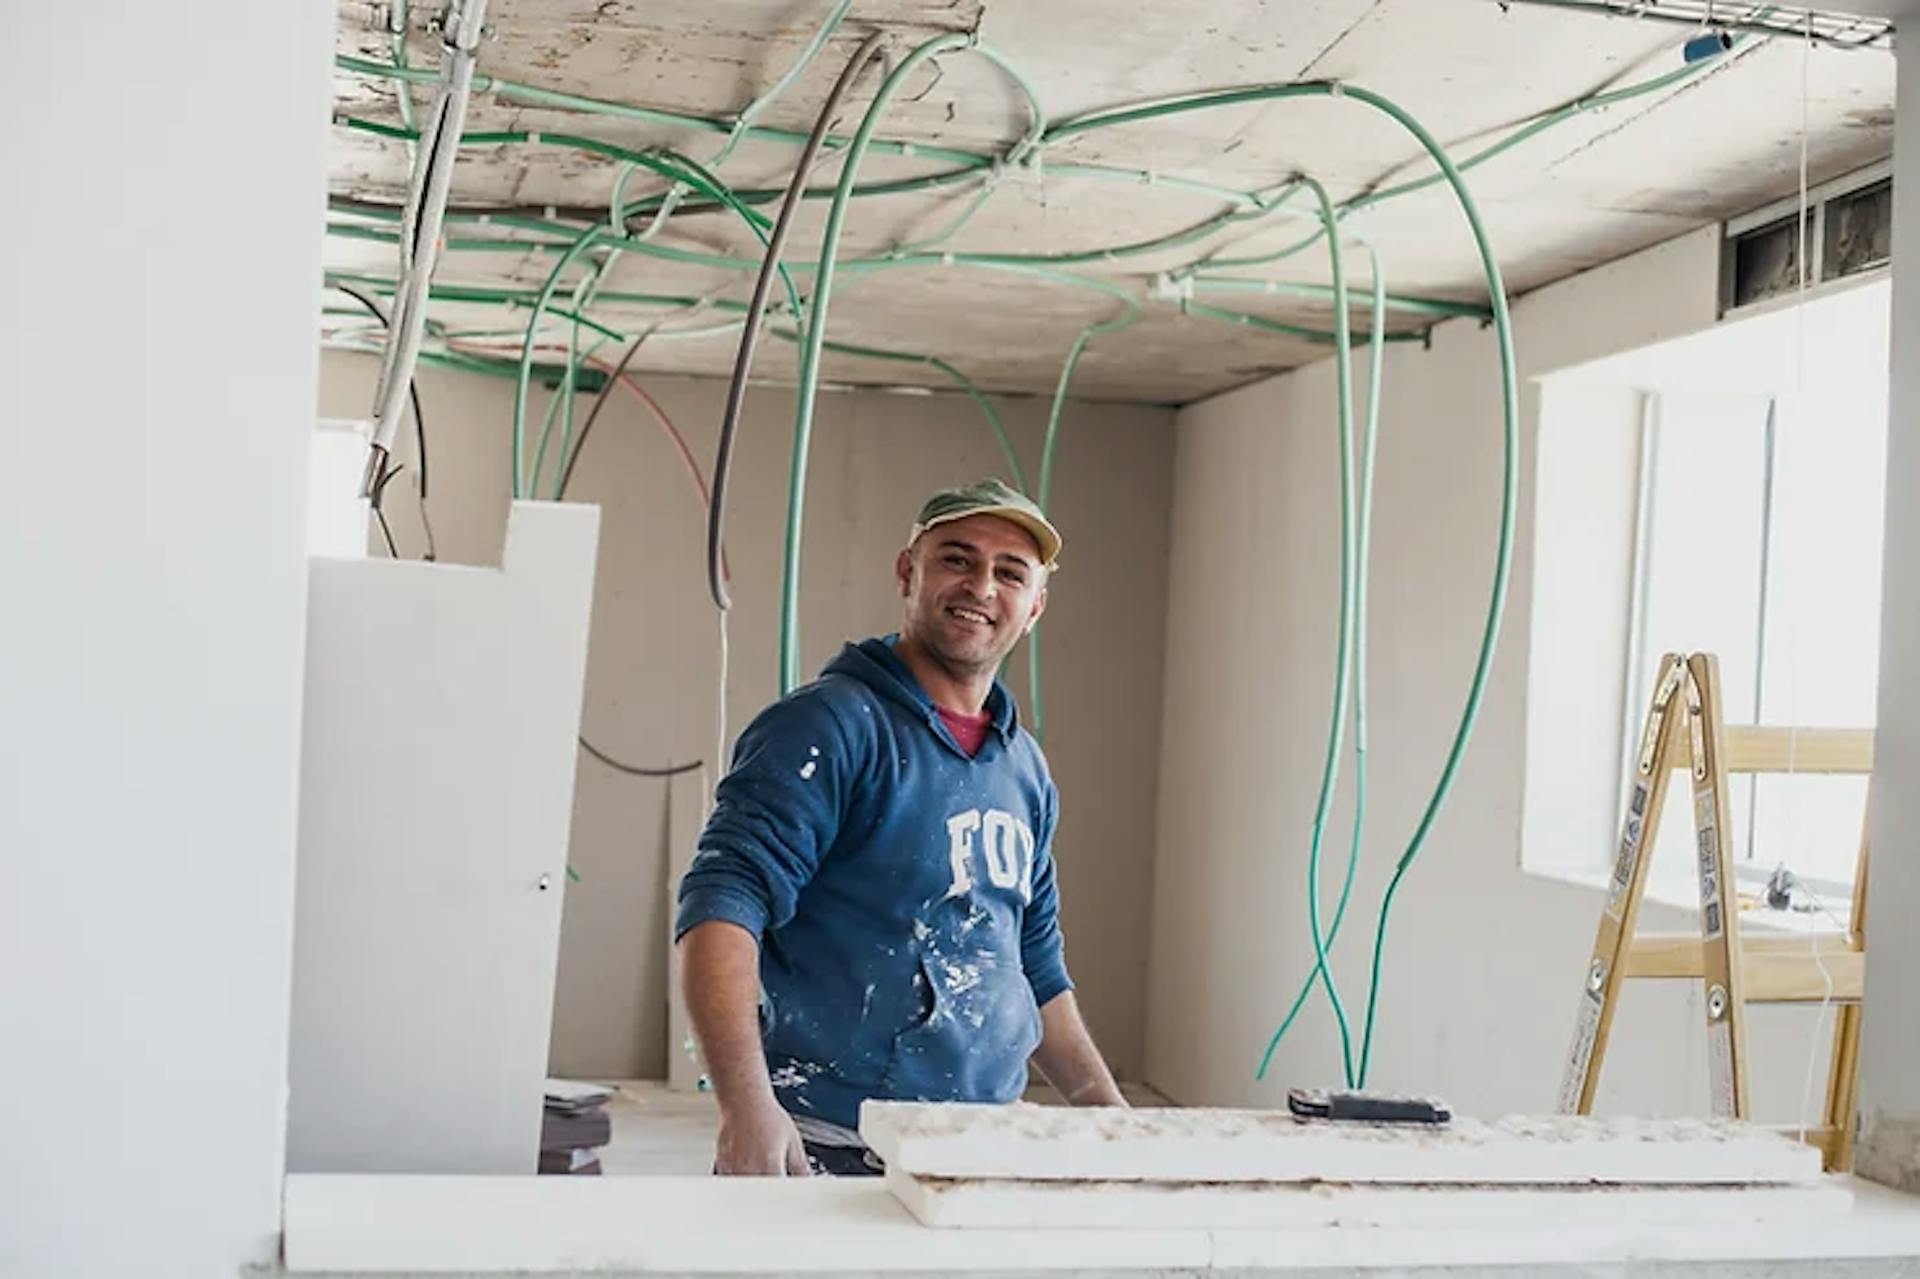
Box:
[908,478,1061,570]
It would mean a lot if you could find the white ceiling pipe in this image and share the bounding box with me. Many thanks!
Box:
[361,0,490,499]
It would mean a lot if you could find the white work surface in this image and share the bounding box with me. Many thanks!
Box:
[283,1173,1920,1274]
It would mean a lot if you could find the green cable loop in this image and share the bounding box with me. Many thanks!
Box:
[507,159,802,498]
[334,52,993,170]
[778,31,975,693]
[1293,176,1359,1088]
[511,231,603,498]
[326,271,1027,497]
[1023,77,1519,1087]
[765,329,1031,495]
[1256,239,1386,1083]
[1024,301,1143,742]
[1175,38,1749,276]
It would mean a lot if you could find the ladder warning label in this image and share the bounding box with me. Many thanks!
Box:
[1606,781,1652,919]
[1694,785,1724,939]
[1559,988,1605,1114]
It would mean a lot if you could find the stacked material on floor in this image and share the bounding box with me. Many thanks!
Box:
[859,1102,1844,1230]
[540,1079,614,1175]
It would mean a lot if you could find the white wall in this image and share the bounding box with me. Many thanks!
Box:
[1519,379,1644,884]
[288,504,599,1174]
[1146,226,1844,1121]
[317,353,1176,1081]
[0,6,332,1275]
[1857,12,1920,1193]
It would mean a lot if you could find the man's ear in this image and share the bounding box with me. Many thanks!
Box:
[1022,583,1049,635]
[895,546,914,597]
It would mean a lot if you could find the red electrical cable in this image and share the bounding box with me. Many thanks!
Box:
[447,337,730,581]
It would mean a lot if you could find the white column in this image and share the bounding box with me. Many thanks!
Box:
[0,5,334,1273]
[1858,3,1920,1195]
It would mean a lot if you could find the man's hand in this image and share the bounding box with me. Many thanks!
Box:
[715,1097,811,1176]
[680,921,815,1176]
[1032,991,1129,1108]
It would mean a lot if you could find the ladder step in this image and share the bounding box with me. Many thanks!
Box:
[1664,726,1873,774]
[1625,934,1862,1002]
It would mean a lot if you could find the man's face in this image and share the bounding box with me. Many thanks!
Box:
[896,513,1050,677]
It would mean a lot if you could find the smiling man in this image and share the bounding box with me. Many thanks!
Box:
[675,478,1125,1176]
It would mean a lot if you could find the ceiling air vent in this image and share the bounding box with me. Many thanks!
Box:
[1723,161,1892,313]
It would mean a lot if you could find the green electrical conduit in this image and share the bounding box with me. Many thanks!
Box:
[1184,32,1753,276]
[1023,298,1142,742]
[1292,176,1360,1088]
[508,151,802,498]
[324,271,1030,501]
[1258,237,1387,1087]
[618,0,855,248]
[1036,79,1518,1088]
[326,27,1761,1086]
[324,191,1308,284]
[776,31,1054,693]
[709,29,889,615]
[334,23,1745,291]
[336,59,1272,215]
[345,76,1516,1083]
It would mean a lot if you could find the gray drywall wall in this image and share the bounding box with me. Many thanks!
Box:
[317,353,1176,1081]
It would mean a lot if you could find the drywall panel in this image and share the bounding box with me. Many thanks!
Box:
[0,6,332,1275]
[288,502,600,1173]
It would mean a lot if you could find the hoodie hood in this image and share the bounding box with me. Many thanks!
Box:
[823,635,1019,743]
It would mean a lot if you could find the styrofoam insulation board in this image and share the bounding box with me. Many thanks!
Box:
[859,1103,1824,1186]
[885,1166,1851,1230]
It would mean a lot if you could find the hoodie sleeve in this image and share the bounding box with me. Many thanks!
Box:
[1020,779,1074,1006]
[674,684,863,943]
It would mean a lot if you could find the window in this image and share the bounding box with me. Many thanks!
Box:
[1526,278,1888,904]
[1724,162,1892,310]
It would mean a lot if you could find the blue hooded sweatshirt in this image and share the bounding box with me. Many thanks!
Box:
[673,636,1071,1133]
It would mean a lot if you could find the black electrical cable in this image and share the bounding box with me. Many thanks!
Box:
[707,29,887,612]
[578,736,704,778]
[331,283,431,504]
[370,463,406,558]
[555,324,656,502]
[375,506,401,558]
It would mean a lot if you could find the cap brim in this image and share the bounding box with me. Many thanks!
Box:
[915,505,1061,570]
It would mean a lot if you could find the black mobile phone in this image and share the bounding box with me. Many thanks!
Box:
[1287,1087,1451,1124]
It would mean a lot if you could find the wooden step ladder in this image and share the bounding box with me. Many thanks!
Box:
[1557,651,1872,1171]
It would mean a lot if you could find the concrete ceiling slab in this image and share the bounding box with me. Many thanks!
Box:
[326,0,1896,403]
